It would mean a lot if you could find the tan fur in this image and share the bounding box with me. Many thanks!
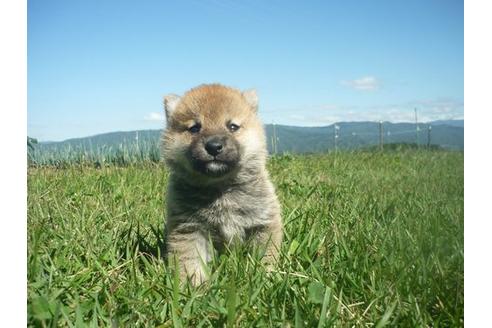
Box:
[161,84,282,285]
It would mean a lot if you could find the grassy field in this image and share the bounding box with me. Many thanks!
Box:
[27,150,464,327]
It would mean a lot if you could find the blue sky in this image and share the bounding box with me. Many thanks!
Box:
[28,0,464,141]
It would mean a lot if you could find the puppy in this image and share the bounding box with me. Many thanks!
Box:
[161,84,282,285]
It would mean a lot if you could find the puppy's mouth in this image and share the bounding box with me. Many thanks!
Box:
[192,158,236,177]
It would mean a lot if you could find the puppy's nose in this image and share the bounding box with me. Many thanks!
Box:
[205,140,223,156]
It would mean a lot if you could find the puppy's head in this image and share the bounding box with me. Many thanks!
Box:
[162,84,266,183]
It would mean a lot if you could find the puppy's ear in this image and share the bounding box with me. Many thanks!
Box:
[163,94,181,120]
[242,89,258,112]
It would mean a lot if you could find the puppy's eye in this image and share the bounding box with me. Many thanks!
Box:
[188,123,201,134]
[228,123,240,132]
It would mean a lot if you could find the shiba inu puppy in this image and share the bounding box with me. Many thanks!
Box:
[161,84,282,285]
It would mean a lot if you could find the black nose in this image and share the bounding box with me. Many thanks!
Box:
[205,140,223,156]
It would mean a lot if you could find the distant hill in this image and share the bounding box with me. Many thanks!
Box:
[40,130,161,149]
[33,120,463,157]
[427,119,464,128]
[264,120,463,152]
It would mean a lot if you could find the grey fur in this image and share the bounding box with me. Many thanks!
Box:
[164,158,282,285]
[161,85,283,286]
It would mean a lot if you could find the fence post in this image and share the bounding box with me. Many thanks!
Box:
[334,124,340,152]
[271,122,277,155]
[427,125,432,148]
[379,121,384,151]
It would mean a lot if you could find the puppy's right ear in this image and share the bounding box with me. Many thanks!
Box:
[242,89,258,112]
[163,94,181,120]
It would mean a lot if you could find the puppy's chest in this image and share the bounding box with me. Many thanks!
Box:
[189,189,269,239]
[197,191,267,225]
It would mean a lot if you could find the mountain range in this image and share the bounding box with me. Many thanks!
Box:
[34,120,464,155]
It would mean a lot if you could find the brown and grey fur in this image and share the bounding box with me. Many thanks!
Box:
[161,84,282,286]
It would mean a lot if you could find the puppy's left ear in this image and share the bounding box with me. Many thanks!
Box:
[163,94,181,120]
[242,89,258,112]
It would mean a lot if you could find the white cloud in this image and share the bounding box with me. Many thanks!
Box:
[288,114,307,121]
[144,112,165,122]
[341,76,381,91]
[266,98,463,126]
[378,99,464,122]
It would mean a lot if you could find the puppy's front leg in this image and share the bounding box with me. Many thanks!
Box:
[166,224,211,286]
[249,217,283,270]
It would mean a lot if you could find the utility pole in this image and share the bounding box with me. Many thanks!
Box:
[414,108,420,147]
[379,120,384,151]
[427,125,432,148]
[272,122,277,154]
[334,124,340,152]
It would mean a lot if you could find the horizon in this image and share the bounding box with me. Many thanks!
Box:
[37,118,463,143]
[28,0,464,141]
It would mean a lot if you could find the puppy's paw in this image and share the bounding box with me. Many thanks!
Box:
[188,267,208,286]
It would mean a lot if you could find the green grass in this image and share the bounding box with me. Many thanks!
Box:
[27,150,464,327]
[28,138,161,168]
